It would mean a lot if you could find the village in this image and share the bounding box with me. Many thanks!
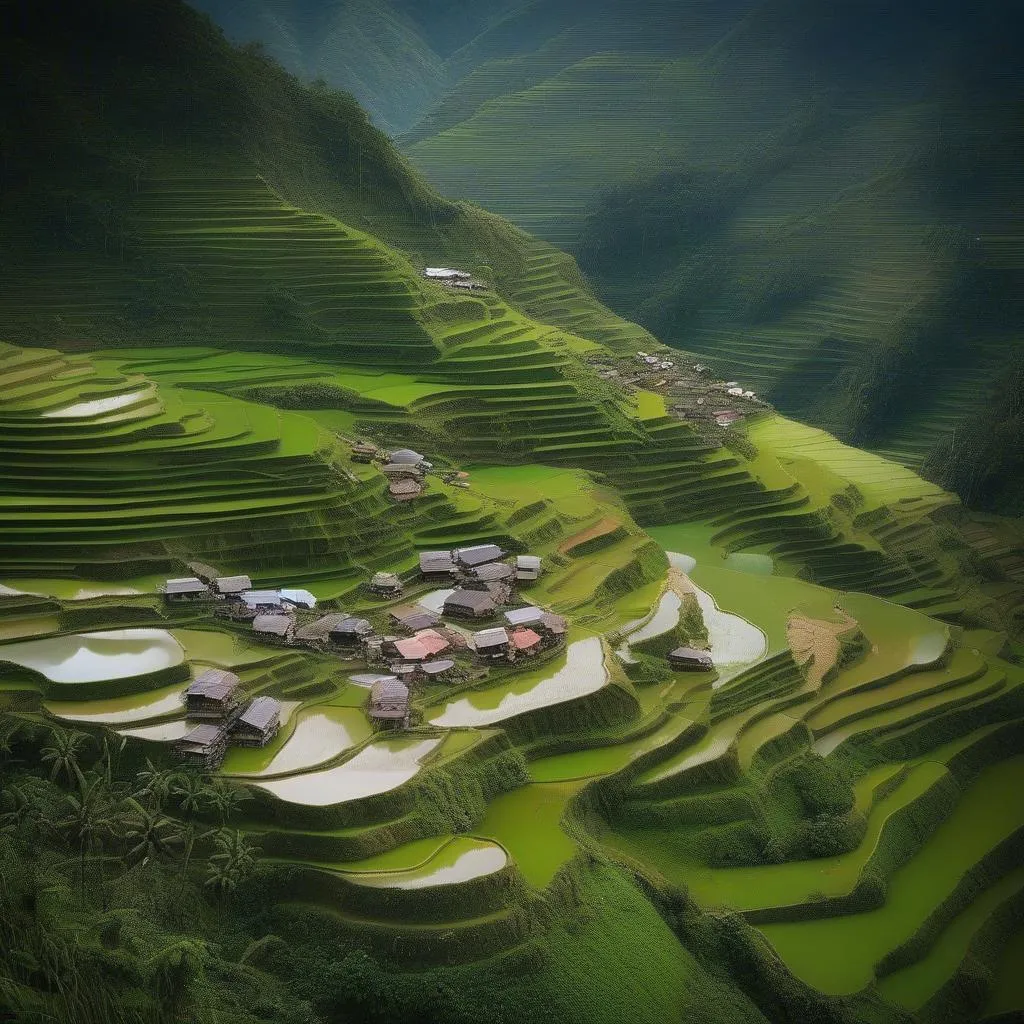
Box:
[160,521,574,768]
[159,429,715,771]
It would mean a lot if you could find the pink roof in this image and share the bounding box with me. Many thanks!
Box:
[393,637,429,660]
[414,629,450,656]
[511,628,542,650]
[393,629,451,660]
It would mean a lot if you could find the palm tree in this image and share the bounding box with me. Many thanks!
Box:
[0,782,42,837]
[204,829,258,898]
[117,797,186,867]
[207,780,252,825]
[58,772,116,899]
[40,728,91,787]
[172,773,217,818]
[133,758,181,808]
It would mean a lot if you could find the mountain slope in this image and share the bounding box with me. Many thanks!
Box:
[396,0,1023,506]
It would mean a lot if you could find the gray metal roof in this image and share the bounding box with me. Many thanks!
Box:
[454,544,505,567]
[165,577,208,594]
[419,659,455,675]
[473,626,509,649]
[237,695,281,731]
[389,448,424,464]
[420,551,455,572]
[444,589,495,612]
[669,646,713,663]
[504,606,544,626]
[371,677,409,704]
[187,669,240,700]
[180,723,226,748]
[469,561,514,582]
[515,555,541,570]
[242,589,281,607]
[252,614,293,636]
[390,606,440,631]
[331,616,373,635]
[296,613,349,640]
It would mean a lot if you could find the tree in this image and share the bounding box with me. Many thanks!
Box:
[40,728,91,787]
[133,758,181,808]
[58,772,116,899]
[117,797,186,867]
[172,773,217,817]
[207,780,253,825]
[204,829,257,897]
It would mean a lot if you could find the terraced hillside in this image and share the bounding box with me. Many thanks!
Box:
[1,3,1023,1022]
[396,0,1021,497]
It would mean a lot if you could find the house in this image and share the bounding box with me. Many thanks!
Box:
[215,574,252,597]
[390,605,440,633]
[295,612,350,644]
[176,723,229,770]
[252,614,295,642]
[726,387,745,397]
[389,478,422,501]
[668,646,714,671]
[329,616,374,645]
[231,696,282,747]
[473,627,511,661]
[350,441,379,463]
[712,409,743,427]
[515,555,541,582]
[504,606,545,628]
[419,550,456,580]
[241,590,283,612]
[414,658,455,682]
[390,628,451,662]
[538,612,568,639]
[280,588,317,610]
[389,448,429,468]
[510,628,543,656]
[484,580,513,607]
[381,462,424,480]
[443,588,497,619]
[163,577,211,603]
[186,669,241,719]
[424,267,470,281]
[369,572,403,597]
[369,677,410,727]
[454,544,505,568]
[464,561,514,587]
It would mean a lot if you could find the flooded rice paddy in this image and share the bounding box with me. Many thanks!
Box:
[46,682,186,723]
[254,735,442,805]
[428,637,608,727]
[235,706,371,777]
[345,837,508,889]
[0,628,183,683]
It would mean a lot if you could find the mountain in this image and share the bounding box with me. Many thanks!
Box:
[393,0,1023,509]
[3,4,1024,1024]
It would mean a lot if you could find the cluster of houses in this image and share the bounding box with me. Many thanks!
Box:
[349,442,432,501]
[421,266,487,291]
[163,573,321,644]
[419,544,541,620]
[174,668,282,770]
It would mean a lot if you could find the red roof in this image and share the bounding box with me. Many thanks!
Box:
[510,628,542,650]
[414,628,451,656]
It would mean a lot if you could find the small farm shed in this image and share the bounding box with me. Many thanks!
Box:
[164,577,210,603]
[515,555,541,581]
[232,696,282,747]
[668,647,714,671]
[473,626,511,661]
[176,723,229,770]
[454,544,505,568]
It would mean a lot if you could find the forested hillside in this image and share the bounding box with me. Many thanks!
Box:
[195,0,1023,511]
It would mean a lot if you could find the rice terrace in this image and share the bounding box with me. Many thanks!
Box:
[1,2,1022,1023]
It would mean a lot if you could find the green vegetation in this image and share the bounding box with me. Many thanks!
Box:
[392,0,1021,504]
[1,2,1022,1022]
